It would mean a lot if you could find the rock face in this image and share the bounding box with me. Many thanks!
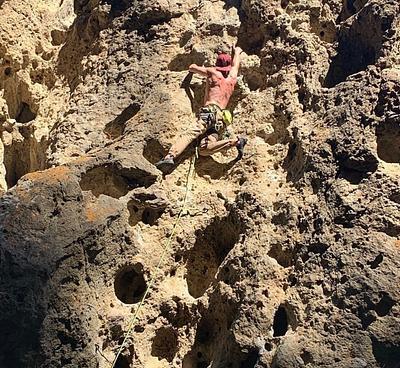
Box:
[0,0,399,367]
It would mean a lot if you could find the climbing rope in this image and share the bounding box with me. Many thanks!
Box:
[110,151,198,368]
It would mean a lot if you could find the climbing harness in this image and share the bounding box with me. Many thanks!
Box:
[199,104,233,134]
[110,150,198,368]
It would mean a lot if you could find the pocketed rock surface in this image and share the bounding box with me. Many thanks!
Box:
[0,0,399,367]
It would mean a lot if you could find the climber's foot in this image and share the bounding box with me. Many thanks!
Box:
[236,137,247,160]
[155,155,175,173]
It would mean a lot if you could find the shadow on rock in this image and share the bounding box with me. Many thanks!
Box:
[195,156,239,180]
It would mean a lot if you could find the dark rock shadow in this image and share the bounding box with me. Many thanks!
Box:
[337,0,369,23]
[283,141,306,183]
[143,138,168,165]
[376,120,400,163]
[180,72,205,115]
[56,11,104,92]
[226,1,281,56]
[183,290,259,368]
[3,135,49,189]
[185,212,245,298]
[371,336,400,368]
[325,3,393,87]
[235,8,267,55]
[337,168,369,185]
[103,0,130,16]
[151,326,178,362]
[168,51,207,72]
[79,163,157,198]
[104,102,141,139]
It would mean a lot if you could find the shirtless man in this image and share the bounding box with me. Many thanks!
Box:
[156,47,247,172]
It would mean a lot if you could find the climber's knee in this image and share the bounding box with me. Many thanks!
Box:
[199,141,212,156]
[199,134,217,156]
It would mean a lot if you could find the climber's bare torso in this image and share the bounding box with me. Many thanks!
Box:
[189,64,239,109]
[204,69,237,109]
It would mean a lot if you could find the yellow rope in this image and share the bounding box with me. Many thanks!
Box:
[111,152,197,367]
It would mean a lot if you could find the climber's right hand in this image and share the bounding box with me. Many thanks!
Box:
[234,46,243,55]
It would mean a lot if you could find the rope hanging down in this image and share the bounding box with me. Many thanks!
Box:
[111,152,198,368]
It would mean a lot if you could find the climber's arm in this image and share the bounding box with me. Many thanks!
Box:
[229,47,243,78]
[189,64,209,77]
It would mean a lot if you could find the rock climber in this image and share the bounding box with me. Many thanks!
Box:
[156,46,247,172]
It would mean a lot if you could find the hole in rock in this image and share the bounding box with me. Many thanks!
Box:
[368,253,383,269]
[143,139,167,165]
[3,135,48,188]
[268,243,294,268]
[114,264,147,304]
[374,293,395,317]
[15,102,36,123]
[175,254,182,262]
[104,102,140,139]
[273,306,288,337]
[242,66,266,91]
[114,355,130,368]
[186,214,244,298]
[151,327,178,362]
[80,165,148,199]
[281,0,289,8]
[376,121,400,163]
[300,350,313,364]
[4,67,12,76]
[142,207,163,225]
[50,29,67,46]
[338,168,369,185]
[57,329,77,349]
[181,318,215,366]
[127,201,165,227]
[389,192,400,204]
[283,141,305,182]
[134,325,145,333]
[127,203,140,226]
[265,342,273,351]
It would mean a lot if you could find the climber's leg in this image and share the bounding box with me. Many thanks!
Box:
[168,119,204,158]
[199,133,246,157]
[156,119,205,171]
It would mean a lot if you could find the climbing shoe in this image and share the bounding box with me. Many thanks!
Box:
[387,112,400,123]
[236,137,247,160]
[155,155,175,172]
